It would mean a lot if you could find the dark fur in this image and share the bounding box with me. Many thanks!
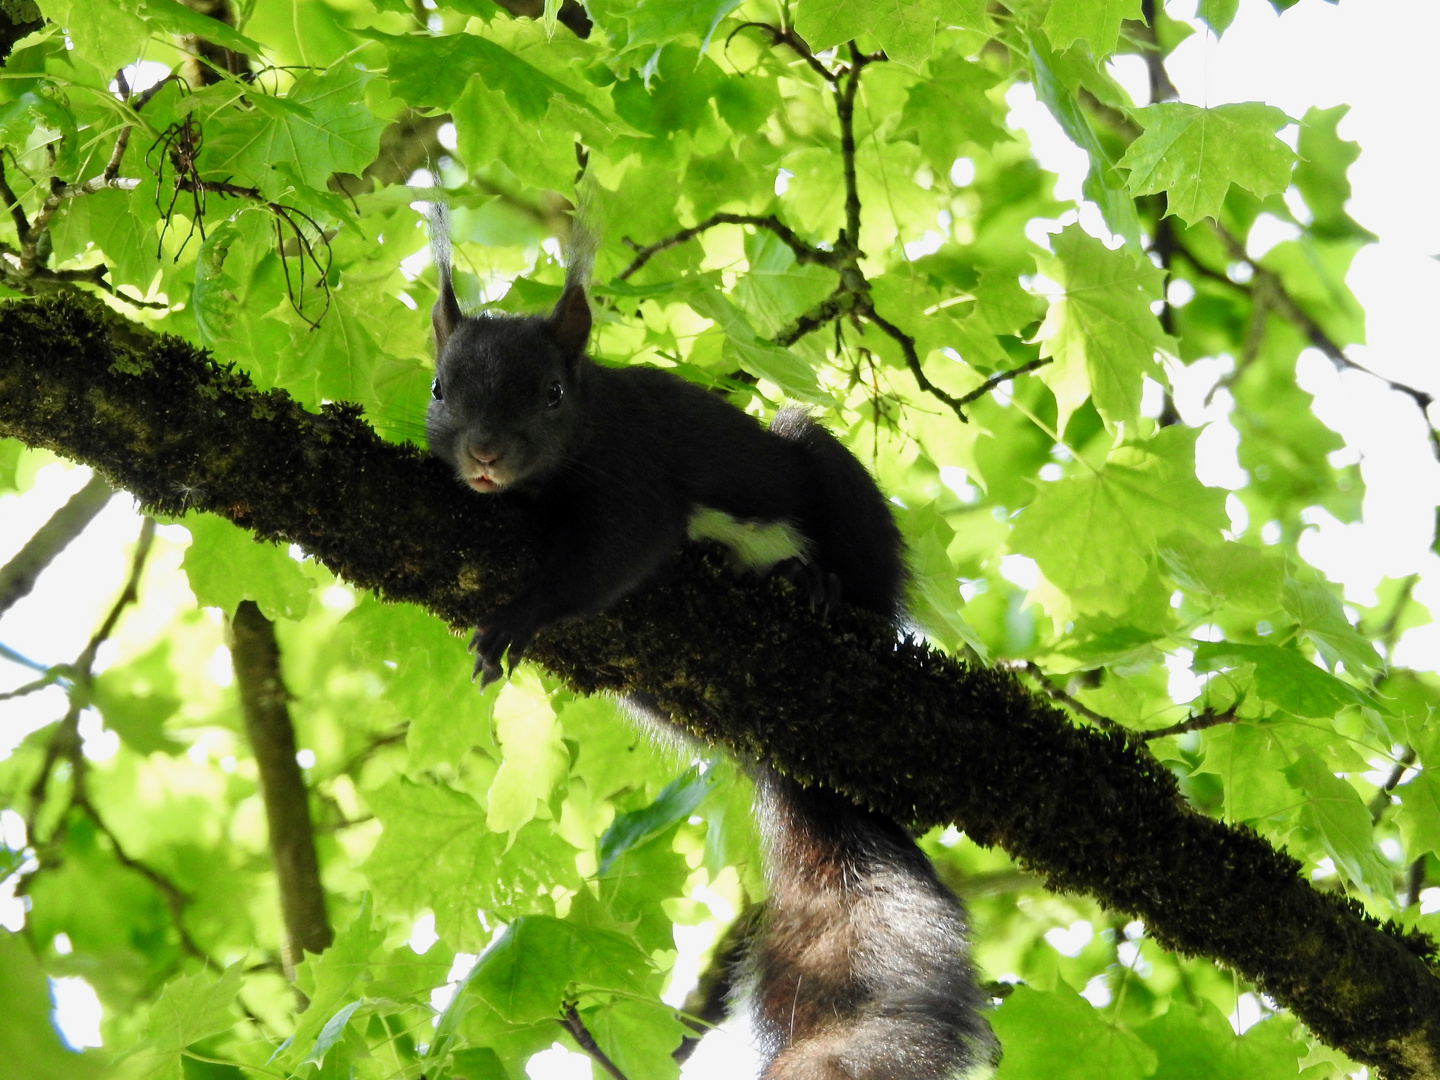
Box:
[427,232,992,1078]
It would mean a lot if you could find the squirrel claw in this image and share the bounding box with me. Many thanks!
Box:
[467,607,537,689]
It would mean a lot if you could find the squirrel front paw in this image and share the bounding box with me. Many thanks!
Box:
[468,605,540,688]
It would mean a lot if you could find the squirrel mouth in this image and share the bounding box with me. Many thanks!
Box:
[469,475,501,492]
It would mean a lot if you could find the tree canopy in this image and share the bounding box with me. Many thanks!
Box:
[1,2,1438,1080]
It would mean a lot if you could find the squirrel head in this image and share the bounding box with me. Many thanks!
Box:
[426,277,593,494]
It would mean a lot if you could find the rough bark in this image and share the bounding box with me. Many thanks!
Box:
[0,294,1436,1080]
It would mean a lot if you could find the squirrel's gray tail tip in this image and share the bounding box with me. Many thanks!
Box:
[426,197,452,275]
[566,180,600,292]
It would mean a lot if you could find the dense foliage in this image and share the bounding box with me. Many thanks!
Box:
[1,0,1436,1079]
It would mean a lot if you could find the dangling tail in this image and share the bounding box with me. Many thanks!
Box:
[750,768,995,1080]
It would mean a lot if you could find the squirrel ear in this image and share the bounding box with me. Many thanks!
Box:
[551,283,592,361]
[432,267,463,353]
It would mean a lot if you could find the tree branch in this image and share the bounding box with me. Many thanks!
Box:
[560,1003,630,1080]
[230,600,332,980]
[0,471,113,618]
[3,295,1439,1078]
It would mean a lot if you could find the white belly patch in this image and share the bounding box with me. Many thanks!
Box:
[686,507,807,572]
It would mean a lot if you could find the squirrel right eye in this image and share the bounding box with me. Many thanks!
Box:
[431,378,443,401]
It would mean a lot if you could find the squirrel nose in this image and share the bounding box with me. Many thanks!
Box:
[469,445,500,466]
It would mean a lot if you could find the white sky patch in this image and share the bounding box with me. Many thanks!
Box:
[999,554,1040,590]
[1165,647,1202,706]
[1080,973,1112,1008]
[50,976,103,1049]
[1230,991,1266,1035]
[1043,919,1093,957]
[77,710,119,763]
[526,1043,591,1080]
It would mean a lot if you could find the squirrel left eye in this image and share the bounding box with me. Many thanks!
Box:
[430,378,443,401]
[546,380,564,408]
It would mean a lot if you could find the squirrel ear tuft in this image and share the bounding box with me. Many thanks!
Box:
[432,267,463,353]
[551,283,592,361]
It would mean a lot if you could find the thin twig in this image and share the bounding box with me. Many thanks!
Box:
[834,43,869,256]
[1139,707,1240,742]
[618,212,839,281]
[860,302,971,421]
[955,357,1053,409]
[729,21,839,83]
[1017,661,1130,736]
[560,1003,630,1080]
[20,518,201,963]
[1209,223,1439,456]
[0,672,65,702]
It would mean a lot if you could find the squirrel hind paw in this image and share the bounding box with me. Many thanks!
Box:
[775,557,842,616]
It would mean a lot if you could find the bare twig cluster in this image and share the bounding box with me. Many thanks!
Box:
[617,26,1049,423]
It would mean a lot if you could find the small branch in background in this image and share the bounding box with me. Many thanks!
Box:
[729,21,840,83]
[1370,573,1419,660]
[230,600,332,980]
[955,357,1053,410]
[1405,857,1427,910]
[622,30,1017,424]
[560,1003,631,1080]
[1133,0,1179,104]
[618,212,841,281]
[1139,707,1240,742]
[1015,661,1131,736]
[0,472,114,619]
[1368,747,1417,825]
[1209,222,1440,459]
[18,518,209,962]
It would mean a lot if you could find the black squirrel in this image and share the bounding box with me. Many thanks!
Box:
[425,204,994,1079]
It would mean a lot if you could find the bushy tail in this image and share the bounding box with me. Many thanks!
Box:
[750,769,995,1080]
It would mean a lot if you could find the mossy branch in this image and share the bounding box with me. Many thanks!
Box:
[1,294,1438,1079]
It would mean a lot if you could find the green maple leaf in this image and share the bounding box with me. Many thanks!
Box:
[991,984,1157,1080]
[465,916,654,1026]
[1396,770,1440,861]
[202,65,386,198]
[1138,1000,1304,1080]
[1042,0,1143,56]
[1120,102,1296,224]
[1192,642,1369,718]
[899,56,1009,171]
[1034,224,1174,430]
[180,513,314,620]
[125,965,243,1080]
[1285,745,1395,902]
[622,0,741,51]
[0,933,102,1080]
[1008,427,1228,618]
[795,0,984,68]
[282,898,387,1067]
[363,778,580,949]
